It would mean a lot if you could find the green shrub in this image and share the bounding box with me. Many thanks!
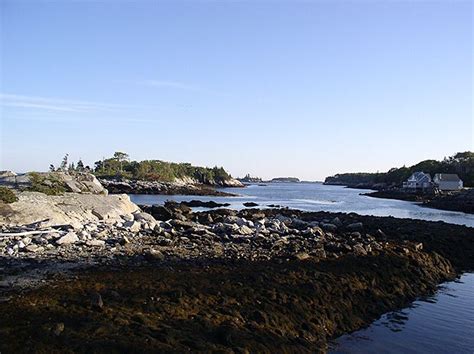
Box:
[28,172,66,196]
[0,186,18,203]
[93,153,232,184]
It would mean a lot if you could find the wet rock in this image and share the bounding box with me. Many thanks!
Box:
[182,200,230,208]
[311,227,325,237]
[120,236,130,245]
[52,322,65,336]
[243,202,259,207]
[352,244,367,256]
[144,249,165,262]
[347,222,363,231]
[291,218,308,229]
[321,223,337,232]
[171,219,196,229]
[412,242,423,251]
[140,205,173,221]
[376,229,387,240]
[90,292,104,309]
[331,217,343,227]
[294,252,311,261]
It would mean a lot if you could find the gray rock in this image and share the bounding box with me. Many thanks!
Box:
[331,217,343,227]
[291,218,308,229]
[239,225,254,235]
[25,244,44,253]
[352,244,367,256]
[295,252,311,260]
[144,249,165,261]
[134,212,157,224]
[21,237,32,246]
[56,232,79,245]
[311,227,325,237]
[347,222,363,231]
[124,220,141,233]
[321,223,338,232]
[122,213,134,222]
[86,239,106,247]
[235,218,248,227]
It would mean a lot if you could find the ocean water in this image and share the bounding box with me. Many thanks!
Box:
[330,273,474,354]
[129,182,474,227]
[130,182,474,353]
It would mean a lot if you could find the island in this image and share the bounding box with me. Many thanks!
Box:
[270,177,300,183]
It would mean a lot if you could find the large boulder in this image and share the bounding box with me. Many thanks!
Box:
[0,192,140,227]
[56,172,107,195]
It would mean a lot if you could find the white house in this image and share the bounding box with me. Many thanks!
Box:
[403,172,432,190]
[433,174,463,191]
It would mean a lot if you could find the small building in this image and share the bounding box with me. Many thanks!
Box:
[433,174,463,191]
[403,172,432,190]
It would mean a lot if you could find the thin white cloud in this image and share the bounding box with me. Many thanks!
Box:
[0,93,136,113]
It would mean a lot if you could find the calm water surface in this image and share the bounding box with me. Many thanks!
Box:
[130,182,474,227]
[330,273,474,354]
[130,183,474,353]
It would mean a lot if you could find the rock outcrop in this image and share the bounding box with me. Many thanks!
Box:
[0,192,138,227]
[100,178,238,196]
[0,172,107,195]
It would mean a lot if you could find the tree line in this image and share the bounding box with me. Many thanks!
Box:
[93,152,232,184]
[50,152,233,184]
[325,152,474,187]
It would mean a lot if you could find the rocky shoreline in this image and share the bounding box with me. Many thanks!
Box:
[100,178,240,197]
[1,192,473,352]
[365,189,474,215]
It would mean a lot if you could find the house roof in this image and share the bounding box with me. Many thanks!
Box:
[434,174,462,182]
[409,172,431,182]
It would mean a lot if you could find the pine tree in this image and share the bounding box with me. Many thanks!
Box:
[60,154,69,171]
[77,159,85,172]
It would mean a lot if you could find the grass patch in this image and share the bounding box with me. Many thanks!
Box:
[0,186,18,203]
[27,172,65,196]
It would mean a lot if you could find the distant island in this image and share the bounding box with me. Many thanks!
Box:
[271,177,300,183]
[237,174,263,184]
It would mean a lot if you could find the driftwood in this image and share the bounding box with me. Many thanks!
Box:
[0,230,54,238]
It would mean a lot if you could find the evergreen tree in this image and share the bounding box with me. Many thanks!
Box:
[77,159,85,172]
[60,154,69,171]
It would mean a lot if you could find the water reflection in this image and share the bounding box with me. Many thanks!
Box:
[330,274,474,354]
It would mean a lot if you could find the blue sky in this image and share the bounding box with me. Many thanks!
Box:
[0,0,472,180]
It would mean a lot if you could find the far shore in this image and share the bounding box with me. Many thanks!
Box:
[363,189,474,215]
